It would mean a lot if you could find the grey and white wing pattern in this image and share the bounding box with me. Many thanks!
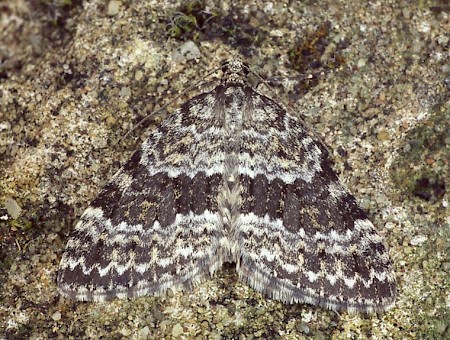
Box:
[58,91,228,301]
[234,80,396,312]
[59,59,396,312]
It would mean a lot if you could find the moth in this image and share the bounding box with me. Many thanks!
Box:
[58,59,396,312]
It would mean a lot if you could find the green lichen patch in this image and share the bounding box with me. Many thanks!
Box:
[166,1,217,40]
[391,104,449,208]
[165,1,267,57]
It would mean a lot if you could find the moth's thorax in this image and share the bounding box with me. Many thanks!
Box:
[216,83,244,258]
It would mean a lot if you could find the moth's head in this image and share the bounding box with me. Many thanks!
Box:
[221,59,249,84]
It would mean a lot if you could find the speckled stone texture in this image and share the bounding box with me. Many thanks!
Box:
[0,0,448,338]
